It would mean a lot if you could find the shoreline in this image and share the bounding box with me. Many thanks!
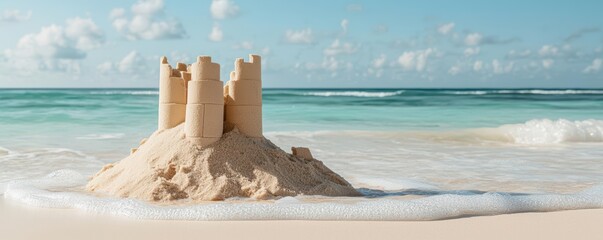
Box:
[2,198,602,240]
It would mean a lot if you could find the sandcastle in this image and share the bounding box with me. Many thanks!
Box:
[87,54,359,202]
[158,54,262,145]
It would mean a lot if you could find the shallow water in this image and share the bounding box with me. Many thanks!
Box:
[1,88,603,220]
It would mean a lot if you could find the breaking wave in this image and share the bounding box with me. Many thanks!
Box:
[89,90,159,95]
[76,133,125,140]
[447,89,603,95]
[497,119,603,144]
[409,119,603,145]
[268,119,603,145]
[302,90,405,98]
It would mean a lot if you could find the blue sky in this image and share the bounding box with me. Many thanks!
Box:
[1,0,602,88]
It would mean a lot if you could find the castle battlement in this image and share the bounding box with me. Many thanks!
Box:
[158,57,188,130]
[156,54,263,146]
[233,54,261,81]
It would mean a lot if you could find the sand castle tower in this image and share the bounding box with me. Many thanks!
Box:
[224,54,263,138]
[156,54,262,147]
[185,56,224,146]
[158,57,189,130]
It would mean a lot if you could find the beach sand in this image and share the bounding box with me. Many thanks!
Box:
[1,198,601,240]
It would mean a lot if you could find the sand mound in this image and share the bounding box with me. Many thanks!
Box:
[86,124,359,202]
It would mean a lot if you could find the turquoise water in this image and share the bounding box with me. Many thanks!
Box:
[1,88,603,220]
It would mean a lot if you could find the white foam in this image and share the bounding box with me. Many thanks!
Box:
[267,119,603,145]
[498,119,603,144]
[354,177,440,191]
[448,91,488,95]
[4,170,603,221]
[90,90,159,95]
[76,133,125,140]
[303,90,404,98]
[447,90,603,95]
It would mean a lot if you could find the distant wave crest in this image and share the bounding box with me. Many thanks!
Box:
[447,90,603,95]
[303,90,405,98]
[90,90,159,95]
[76,133,125,140]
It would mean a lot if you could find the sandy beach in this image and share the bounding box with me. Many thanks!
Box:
[1,198,601,240]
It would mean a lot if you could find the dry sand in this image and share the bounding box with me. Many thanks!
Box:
[1,198,602,240]
[87,124,358,201]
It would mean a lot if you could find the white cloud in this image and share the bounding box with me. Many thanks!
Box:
[210,0,240,20]
[398,48,435,72]
[583,58,602,73]
[65,18,105,50]
[4,17,104,71]
[96,51,148,74]
[538,45,559,57]
[368,54,386,78]
[97,61,113,74]
[464,47,480,57]
[1,9,31,22]
[464,33,482,46]
[507,49,532,58]
[542,59,554,69]
[437,22,455,35]
[323,39,357,56]
[372,54,387,69]
[373,24,388,34]
[208,24,223,42]
[341,19,349,34]
[492,59,514,74]
[346,4,363,12]
[448,66,461,75]
[233,41,254,50]
[118,51,146,73]
[284,28,313,44]
[110,0,186,40]
[473,61,483,72]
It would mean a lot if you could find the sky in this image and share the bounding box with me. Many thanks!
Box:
[0,0,602,88]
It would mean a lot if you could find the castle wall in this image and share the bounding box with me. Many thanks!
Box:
[224,54,263,138]
[158,56,188,130]
[185,56,224,146]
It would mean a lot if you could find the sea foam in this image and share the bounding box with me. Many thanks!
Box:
[302,90,405,98]
[498,119,603,144]
[4,170,603,221]
[446,89,603,95]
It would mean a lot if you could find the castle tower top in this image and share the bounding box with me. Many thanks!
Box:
[232,54,261,81]
[190,56,220,81]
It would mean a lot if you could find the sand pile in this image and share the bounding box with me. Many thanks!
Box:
[86,124,359,202]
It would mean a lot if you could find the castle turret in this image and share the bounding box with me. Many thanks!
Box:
[185,56,224,146]
[158,56,188,130]
[224,54,263,138]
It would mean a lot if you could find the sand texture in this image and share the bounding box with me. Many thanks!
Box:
[86,124,359,201]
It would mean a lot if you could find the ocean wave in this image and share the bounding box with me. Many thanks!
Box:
[76,133,125,140]
[302,90,405,98]
[447,89,603,95]
[0,147,102,184]
[4,170,603,220]
[266,119,603,145]
[497,119,603,144]
[89,90,159,95]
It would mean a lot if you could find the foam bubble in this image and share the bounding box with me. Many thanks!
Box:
[4,170,603,221]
